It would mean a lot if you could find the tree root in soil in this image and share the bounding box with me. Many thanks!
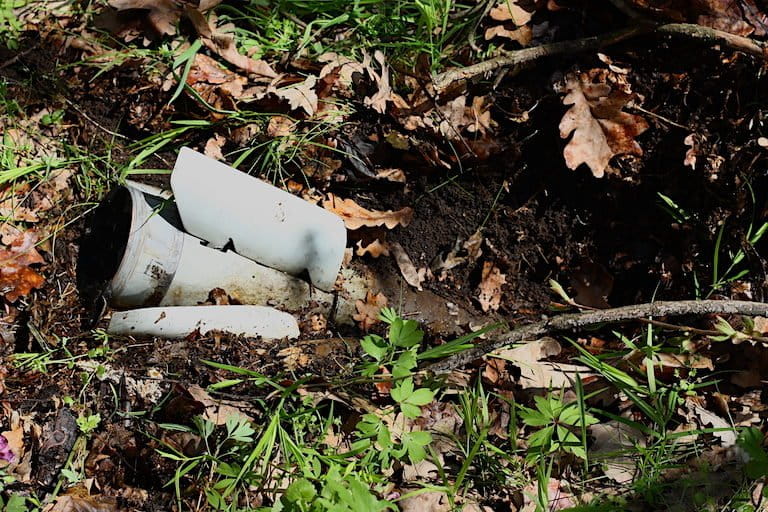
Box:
[426,299,768,374]
[432,22,768,94]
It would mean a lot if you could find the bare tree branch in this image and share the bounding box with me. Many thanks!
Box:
[425,299,768,374]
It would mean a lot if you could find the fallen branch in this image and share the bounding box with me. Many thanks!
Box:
[425,299,768,374]
[432,22,768,95]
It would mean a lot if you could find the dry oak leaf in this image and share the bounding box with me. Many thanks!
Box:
[267,115,298,137]
[490,0,533,24]
[484,25,532,45]
[204,133,226,160]
[353,290,388,331]
[322,193,413,230]
[356,239,390,258]
[1,230,45,302]
[185,9,277,79]
[477,261,506,312]
[559,71,649,178]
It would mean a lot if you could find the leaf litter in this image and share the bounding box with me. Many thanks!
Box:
[5,0,768,510]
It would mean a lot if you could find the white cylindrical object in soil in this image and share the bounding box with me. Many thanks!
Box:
[107,305,300,339]
[170,147,347,291]
[108,186,185,307]
[104,185,365,323]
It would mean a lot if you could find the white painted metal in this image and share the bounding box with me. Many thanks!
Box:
[170,147,347,291]
[108,305,300,339]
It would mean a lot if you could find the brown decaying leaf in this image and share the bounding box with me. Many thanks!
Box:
[374,168,406,183]
[390,242,426,291]
[186,384,251,425]
[1,230,45,302]
[45,493,119,512]
[476,261,506,312]
[355,239,390,258]
[267,115,298,137]
[489,0,533,24]
[493,337,595,390]
[186,53,246,114]
[353,290,387,331]
[185,9,277,79]
[203,133,226,160]
[559,71,649,178]
[484,25,532,45]
[322,193,413,230]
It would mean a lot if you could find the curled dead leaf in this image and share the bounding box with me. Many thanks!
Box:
[204,133,226,161]
[559,70,649,177]
[322,193,413,230]
[390,242,427,291]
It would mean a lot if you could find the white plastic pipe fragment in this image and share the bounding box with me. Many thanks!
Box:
[107,305,300,340]
[171,147,347,291]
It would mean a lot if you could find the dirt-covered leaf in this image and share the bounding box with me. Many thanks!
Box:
[323,194,413,230]
[476,261,506,312]
[1,230,45,302]
[559,71,649,177]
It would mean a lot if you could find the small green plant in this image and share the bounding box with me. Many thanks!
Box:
[519,392,598,462]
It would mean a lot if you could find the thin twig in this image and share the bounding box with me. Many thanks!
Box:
[425,299,768,374]
[432,22,768,95]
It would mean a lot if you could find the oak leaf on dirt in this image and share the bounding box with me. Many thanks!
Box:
[322,194,413,230]
[185,9,277,79]
[559,71,649,178]
[1,230,45,302]
[353,290,387,331]
[109,0,223,37]
[476,261,506,312]
[356,239,390,258]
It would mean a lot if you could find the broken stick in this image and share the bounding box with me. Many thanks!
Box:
[425,299,768,374]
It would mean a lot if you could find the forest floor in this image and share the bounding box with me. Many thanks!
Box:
[2,1,768,511]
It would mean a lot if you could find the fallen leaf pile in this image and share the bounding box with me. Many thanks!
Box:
[559,70,649,177]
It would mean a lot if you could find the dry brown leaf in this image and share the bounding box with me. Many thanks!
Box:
[353,290,387,331]
[267,115,298,137]
[187,384,252,425]
[374,168,406,183]
[489,0,533,24]
[204,133,226,161]
[186,53,246,113]
[559,71,649,177]
[356,239,390,258]
[265,77,318,116]
[185,9,277,79]
[484,25,532,45]
[694,0,768,36]
[476,261,506,312]
[493,338,594,389]
[362,51,398,114]
[318,52,365,89]
[400,491,451,512]
[466,96,498,135]
[589,422,645,484]
[323,194,413,230]
[522,479,575,512]
[463,230,484,262]
[1,230,45,302]
[45,493,119,512]
[390,242,426,291]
